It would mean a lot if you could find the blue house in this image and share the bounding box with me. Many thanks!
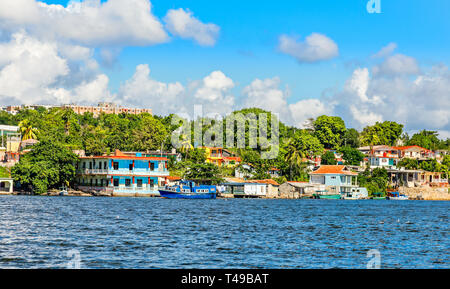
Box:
[76,150,170,196]
[309,165,359,195]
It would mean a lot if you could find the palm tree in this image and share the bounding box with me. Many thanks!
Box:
[360,127,380,165]
[61,108,72,136]
[284,138,306,181]
[18,119,38,141]
[180,134,193,160]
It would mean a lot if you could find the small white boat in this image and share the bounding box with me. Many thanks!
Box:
[387,192,409,200]
[59,186,69,196]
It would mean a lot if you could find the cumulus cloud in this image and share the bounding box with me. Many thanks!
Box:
[0,32,69,103]
[335,61,450,133]
[289,99,332,128]
[117,66,234,116]
[372,42,397,58]
[0,31,111,105]
[372,54,420,76]
[0,1,221,107]
[0,0,168,46]
[242,77,290,118]
[164,8,220,46]
[278,33,339,63]
[118,64,185,116]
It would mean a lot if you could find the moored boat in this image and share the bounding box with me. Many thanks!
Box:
[313,190,341,199]
[158,180,216,199]
[387,191,409,200]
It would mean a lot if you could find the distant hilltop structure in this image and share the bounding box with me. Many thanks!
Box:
[3,102,152,117]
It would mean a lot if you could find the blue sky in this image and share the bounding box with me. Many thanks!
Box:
[0,0,449,136]
[38,0,448,98]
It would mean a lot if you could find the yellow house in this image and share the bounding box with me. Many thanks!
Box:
[200,147,241,168]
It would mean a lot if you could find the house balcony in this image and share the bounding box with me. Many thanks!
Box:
[78,168,170,176]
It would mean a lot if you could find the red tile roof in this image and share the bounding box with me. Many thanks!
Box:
[310,165,358,176]
[246,179,280,186]
[393,145,431,152]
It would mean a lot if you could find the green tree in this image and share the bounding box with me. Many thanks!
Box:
[18,119,38,141]
[338,146,365,166]
[11,140,78,194]
[183,163,223,184]
[358,167,389,196]
[342,128,360,148]
[397,158,419,170]
[284,131,323,180]
[360,121,403,146]
[131,114,168,151]
[407,130,441,150]
[321,151,337,165]
[313,115,346,149]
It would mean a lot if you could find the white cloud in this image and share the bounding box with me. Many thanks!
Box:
[118,64,185,115]
[372,54,420,76]
[117,66,235,116]
[278,33,339,63]
[164,8,220,46]
[242,77,291,118]
[0,32,69,104]
[0,0,169,46]
[372,42,397,58]
[289,99,332,128]
[335,61,450,133]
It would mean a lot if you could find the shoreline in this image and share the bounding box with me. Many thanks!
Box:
[1,191,449,201]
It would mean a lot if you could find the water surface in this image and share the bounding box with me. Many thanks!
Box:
[0,196,448,268]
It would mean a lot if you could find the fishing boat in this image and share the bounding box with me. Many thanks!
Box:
[387,191,409,200]
[158,180,217,199]
[342,187,369,200]
[313,190,341,199]
[59,186,68,196]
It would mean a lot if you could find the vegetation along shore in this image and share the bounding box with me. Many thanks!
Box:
[0,105,449,200]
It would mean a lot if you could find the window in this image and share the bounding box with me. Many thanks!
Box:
[113,179,119,187]
[150,162,155,171]
[137,179,143,187]
[150,179,154,186]
[89,162,92,169]
[104,162,107,170]
[82,162,86,169]
[129,164,133,171]
[113,162,119,170]
[125,179,131,187]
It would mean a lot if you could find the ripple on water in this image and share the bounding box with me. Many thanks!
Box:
[0,196,448,268]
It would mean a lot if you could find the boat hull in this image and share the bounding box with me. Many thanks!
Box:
[159,190,216,199]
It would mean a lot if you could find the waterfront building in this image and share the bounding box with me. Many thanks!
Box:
[220,177,279,198]
[76,149,170,196]
[201,147,241,168]
[278,181,316,198]
[309,165,359,195]
[0,178,13,194]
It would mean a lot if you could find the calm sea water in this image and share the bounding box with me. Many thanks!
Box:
[0,196,448,268]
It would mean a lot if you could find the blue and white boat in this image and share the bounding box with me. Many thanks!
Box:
[158,180,217,199]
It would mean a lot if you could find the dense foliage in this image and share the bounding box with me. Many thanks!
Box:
[1,106,449,194]
[11,139,78,194]
[358,168,389,196]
